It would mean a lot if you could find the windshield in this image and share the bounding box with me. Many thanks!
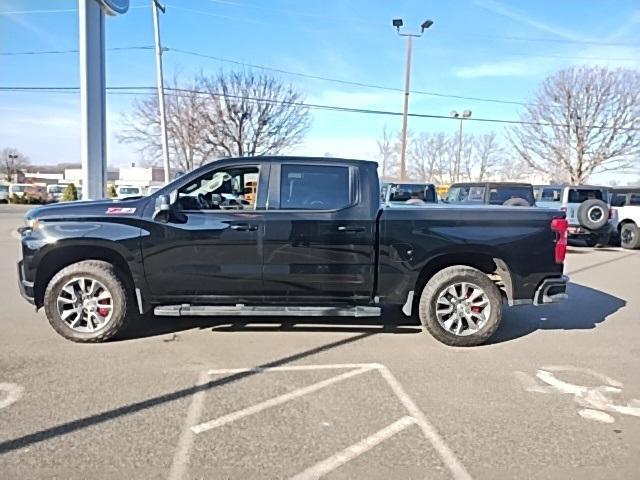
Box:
[446,186,486,203]
[538,187,562,202]
[386,184,436,203]
[119,187,141,195]
[488,186,534,205]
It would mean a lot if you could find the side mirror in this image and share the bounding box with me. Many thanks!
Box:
[153,194,172,222]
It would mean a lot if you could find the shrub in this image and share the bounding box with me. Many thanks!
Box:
[107,184,117,198]
[62,183,78,202]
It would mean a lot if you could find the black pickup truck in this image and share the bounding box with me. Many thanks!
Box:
[17,157,568,346]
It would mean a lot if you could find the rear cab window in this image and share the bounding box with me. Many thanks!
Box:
[279,164,352,210]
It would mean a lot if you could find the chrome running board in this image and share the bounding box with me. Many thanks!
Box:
[154,304,381,318]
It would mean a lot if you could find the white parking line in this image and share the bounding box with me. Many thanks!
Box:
[207,363,382,375]
[172,363,472,480]
[290,416,418,480]
[377,367,473,480]
[168,371,209,480]
[0,383,24,410]
[191,366,372,434]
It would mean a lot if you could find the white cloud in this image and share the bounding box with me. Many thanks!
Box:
[455,61,534,78]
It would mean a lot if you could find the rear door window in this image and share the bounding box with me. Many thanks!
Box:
[280,164,351,210]
[567,189,605,203]
[630,194,640,206]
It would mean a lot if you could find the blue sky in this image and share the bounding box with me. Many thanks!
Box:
[1,0,639,182]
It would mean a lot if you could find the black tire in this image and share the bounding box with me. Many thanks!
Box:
[577,199,609,230]
[502,198,530,207]
[620,223,640,249]
[418,266,502,347]
[43,260,129,343]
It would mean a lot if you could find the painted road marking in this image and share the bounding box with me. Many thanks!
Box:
[172,363,471,480]
[0,383,24,410]
[515,365,640,423]
[289,416,418,480]
[191,366,372,434]
[167,371,209,480]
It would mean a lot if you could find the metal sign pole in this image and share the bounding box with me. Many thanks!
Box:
[79,0,107,200]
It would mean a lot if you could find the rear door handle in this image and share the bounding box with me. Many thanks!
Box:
[229,223,258,231]
[337,226,366,233]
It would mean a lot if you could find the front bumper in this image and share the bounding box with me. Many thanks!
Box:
[533,275,569,305]
[17,260,35,305]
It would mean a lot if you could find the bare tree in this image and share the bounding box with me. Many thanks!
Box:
[198,71,311,157]
[508,66,640,184]
[470,133,504,181]
[119,77,212,172]
[408,132,450,183]
[1,148,29,181]
[376,125,397,179]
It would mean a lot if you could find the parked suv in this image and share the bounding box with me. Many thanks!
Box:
[610,188,640,249]
[445,182,535,206]
[539,185,612,247]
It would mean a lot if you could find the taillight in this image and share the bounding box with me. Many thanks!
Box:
[551,217,568,264]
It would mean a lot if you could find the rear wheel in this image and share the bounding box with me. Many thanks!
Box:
[43,260,129,343]
[418,266,502,346]
[620,223,640,249]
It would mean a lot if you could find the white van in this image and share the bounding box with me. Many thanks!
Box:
[116,185,143,199]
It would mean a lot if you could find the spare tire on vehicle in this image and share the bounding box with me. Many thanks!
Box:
[502,198,531,207]
[577,199,609,230]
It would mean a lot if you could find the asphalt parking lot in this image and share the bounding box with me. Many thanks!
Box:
[1,204,639,479]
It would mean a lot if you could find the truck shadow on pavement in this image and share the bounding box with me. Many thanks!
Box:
[116,307,422,341]
[488,282,626,344]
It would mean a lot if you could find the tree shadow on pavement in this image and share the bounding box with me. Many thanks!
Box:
[115,305,422,341]
[487,283,626,344]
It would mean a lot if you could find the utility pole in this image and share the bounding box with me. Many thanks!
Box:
[152,0,171,184]
[392,18,433,181]
[450,110,472,182]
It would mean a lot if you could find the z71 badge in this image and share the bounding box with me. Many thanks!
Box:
[106,207,136,215]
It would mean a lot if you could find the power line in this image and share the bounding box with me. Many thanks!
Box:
[1,85,638,131]
[0,46,155,56]
[0,5,148,15]
[168,47,536,108]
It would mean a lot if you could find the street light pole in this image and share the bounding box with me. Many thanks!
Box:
[450,110,472,182]
[399,35,413,183]
[152,0,171,184]
[393,18,433,181]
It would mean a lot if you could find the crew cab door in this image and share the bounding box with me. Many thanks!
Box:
[261,161,377,303]
[141,162,268,300]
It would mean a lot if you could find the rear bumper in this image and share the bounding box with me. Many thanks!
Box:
[17,260,35,305]
[534,275,568,305]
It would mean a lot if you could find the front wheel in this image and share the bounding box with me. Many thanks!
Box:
[418,266,502,346]
[43,260,129,343]
[620,223,640,249]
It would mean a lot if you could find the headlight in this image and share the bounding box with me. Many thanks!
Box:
[24,218,40,231]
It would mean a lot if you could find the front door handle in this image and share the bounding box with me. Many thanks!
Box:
[229,223,258,231]
[337,225,366,233]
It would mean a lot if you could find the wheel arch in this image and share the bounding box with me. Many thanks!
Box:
[34,244,135,308]
[617,218,637,231]
[412,252,513,312]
